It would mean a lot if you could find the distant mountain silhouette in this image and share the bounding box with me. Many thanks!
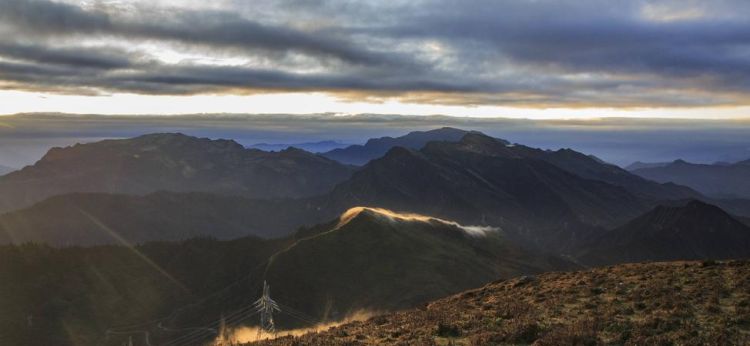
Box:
[631,159,750,198]
[321,127,477,165]
[264,206,574,322]
[625,161,671,171]
[0,192,325,246]
[322,133,649,251]
[0,133,354,212]
[249,140,347,153]
[580,200,750,265]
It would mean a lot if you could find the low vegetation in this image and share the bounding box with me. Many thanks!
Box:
[250,260,750,345]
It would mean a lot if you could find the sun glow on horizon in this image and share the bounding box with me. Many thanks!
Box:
[2,90,750,120]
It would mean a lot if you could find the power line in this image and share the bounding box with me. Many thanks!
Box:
[161,302,262,346]
[104,259,269,344]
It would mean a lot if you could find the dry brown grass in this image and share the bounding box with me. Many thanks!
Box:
[245,260,750,345]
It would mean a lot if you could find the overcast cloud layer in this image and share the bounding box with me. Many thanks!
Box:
[1,0,750,107]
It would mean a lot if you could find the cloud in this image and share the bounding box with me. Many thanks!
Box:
[0,0,749,107]
[0,42,133,70]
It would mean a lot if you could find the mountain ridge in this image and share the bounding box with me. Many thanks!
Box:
[0,133,355,213]
[632,158,750,198]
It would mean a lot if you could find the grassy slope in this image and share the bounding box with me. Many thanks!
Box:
[253,260,750,345]
[263,210,573,327]
[0,237,289,346]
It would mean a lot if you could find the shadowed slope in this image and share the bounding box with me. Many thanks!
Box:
[0,192,326,246]
[580,200,750,265]
[323,133,648,251]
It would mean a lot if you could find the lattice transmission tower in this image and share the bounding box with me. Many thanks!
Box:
[254,281,281,339]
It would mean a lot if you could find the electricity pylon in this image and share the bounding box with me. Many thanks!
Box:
[254,281,280,339]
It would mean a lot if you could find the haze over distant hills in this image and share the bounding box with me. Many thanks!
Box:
[631,159,750,199]
[0,165,14,176]
[0,133,354,213]
[3,113,750,168]
[249,140,348,153]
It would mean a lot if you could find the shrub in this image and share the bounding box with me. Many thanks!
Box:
[435,322,461,337]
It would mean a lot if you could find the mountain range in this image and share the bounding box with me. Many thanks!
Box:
[322,132,699,251]
[631,158,750,199]
[2,127,750,346]
[0,133,354,213]
[3,130,748,252]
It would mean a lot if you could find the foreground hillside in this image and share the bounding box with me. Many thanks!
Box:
[0,207,569,346]
[264,207,572,323]
[253,260,750,345]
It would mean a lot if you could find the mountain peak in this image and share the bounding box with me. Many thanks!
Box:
[336,206,436,229]
[131,133,245,150]
[334,206,497,237]
[647,199,731,225]
[424,132,513,156]
[582,199,750,265]
[381,146,420,161]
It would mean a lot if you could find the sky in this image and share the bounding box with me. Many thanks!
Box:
[1,0,750,118]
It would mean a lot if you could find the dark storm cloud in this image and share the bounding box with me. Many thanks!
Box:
[1,0,750,106]
[0,42,133,70]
